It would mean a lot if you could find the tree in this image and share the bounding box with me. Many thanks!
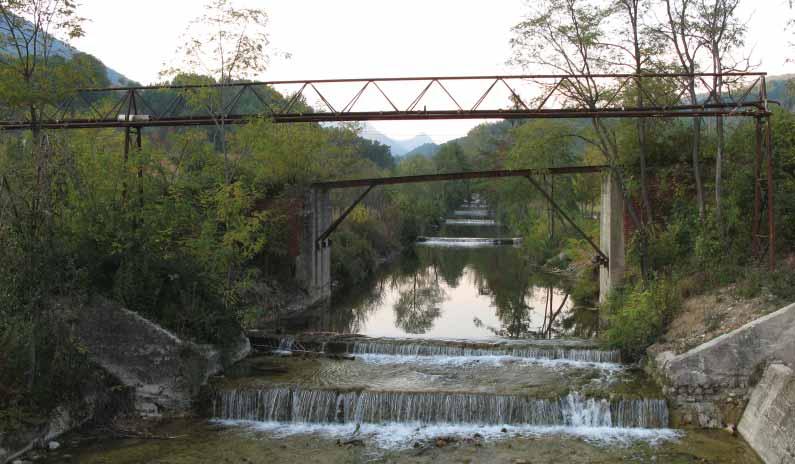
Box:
[510,0,651,278]
[657,0,708,218]
[693,0,747,231]
[163,0,271,184]
[0,0,85,224]
[613,0,656,221]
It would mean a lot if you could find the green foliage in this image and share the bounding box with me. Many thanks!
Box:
[603,278,681,361]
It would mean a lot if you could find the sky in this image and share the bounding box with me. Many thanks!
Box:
[72,0,792,144]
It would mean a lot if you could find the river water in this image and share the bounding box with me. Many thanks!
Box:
[39,202,762,463]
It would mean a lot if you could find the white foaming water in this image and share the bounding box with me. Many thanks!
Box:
[213,389,669,429]
[444,219,498,226]
[418,237,521,248]
[453,209,490,217]
[355,353,623,371]
[214,420,681,449]
[351,341,621,364]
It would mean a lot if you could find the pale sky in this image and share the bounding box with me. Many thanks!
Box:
[73,0,792,143]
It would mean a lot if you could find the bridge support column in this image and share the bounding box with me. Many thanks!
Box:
[599,172,625,302]
[295,188,332,304]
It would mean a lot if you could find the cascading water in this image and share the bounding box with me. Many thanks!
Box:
[212,387,668,429]
[211,197,685,453]
[418,237,521,247]
[351,341,621,364]
[444,218,498,226]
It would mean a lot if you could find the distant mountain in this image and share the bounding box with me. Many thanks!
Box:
[361,124,435,157]
[404,142,440,158]
[1,15,133,86]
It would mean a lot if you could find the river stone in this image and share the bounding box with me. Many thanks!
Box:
[738,363,795,464]
[61,297,250,416]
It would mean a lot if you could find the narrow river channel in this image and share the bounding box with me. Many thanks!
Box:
[41,201,762,463]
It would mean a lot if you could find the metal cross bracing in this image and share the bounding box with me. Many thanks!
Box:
[313,166,610,266]
[0,72,773,130]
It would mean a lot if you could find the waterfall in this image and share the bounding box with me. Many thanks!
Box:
[213,388,668,429]
[418,237,521,247]
[444,219,498,226]
[351,341,621,364]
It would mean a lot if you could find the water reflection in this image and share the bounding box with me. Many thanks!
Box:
[281,243,600,340]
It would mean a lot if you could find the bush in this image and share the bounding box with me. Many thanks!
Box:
[603,277,681,361]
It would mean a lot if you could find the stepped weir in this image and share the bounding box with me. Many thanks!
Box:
[213,388,669,429]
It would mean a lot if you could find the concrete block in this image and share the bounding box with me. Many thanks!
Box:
[738,363,795,464]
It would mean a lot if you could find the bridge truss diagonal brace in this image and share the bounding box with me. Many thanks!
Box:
[316,184,375,246]
[524,175,609,267]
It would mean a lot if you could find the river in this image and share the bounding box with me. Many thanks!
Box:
[38,202,762,463]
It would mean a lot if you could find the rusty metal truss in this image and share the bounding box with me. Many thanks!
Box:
[0,72,772,130]
[313,166,609,264]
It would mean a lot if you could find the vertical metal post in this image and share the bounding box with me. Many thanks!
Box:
[550,176,555,240]
[765,115,775,271]
[122,127,131,205]
[136,127,144,212]
[753,117,762,257]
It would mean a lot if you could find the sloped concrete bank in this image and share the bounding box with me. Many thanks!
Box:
[648,301,795,463]
[738,363,795,464]
[1,297,250,464]
[649,301,795,428]
[66,297,250,416]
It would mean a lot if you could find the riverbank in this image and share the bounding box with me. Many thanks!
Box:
[644,285,795,463]
[0,296,251,464]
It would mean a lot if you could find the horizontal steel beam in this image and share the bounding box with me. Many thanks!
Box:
[0,106,767,130]
[313,166,607,189]
[0,72,770,130]
[75,71,768,92]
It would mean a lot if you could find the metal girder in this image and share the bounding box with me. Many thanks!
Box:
[524,175,609,266]
[313,166,608,255]
[313,165,607,189]
[317,185,375,245]
[0,72,771,130]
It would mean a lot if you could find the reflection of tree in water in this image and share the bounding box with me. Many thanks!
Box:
[293,279,388,335]
[386,249,447,334]
[316,244,596,338]
[393,274,445,334]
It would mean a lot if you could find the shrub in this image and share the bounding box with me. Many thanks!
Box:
[603,277,681,361]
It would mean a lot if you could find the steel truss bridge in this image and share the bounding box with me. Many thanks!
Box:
[0,72,773,130]
[0,72,777,269]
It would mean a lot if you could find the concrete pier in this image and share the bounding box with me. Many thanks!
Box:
[295,188,332,305]
[599,173,625,302]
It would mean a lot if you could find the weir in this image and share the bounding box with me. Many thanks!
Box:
[212,388,669,429]
[350,340,621,364]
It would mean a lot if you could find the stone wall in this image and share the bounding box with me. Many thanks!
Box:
[650,302,795,428]
[738,363,795,464]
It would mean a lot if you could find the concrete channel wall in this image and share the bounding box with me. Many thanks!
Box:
[738,363,795,464]
[652,302,795,428]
